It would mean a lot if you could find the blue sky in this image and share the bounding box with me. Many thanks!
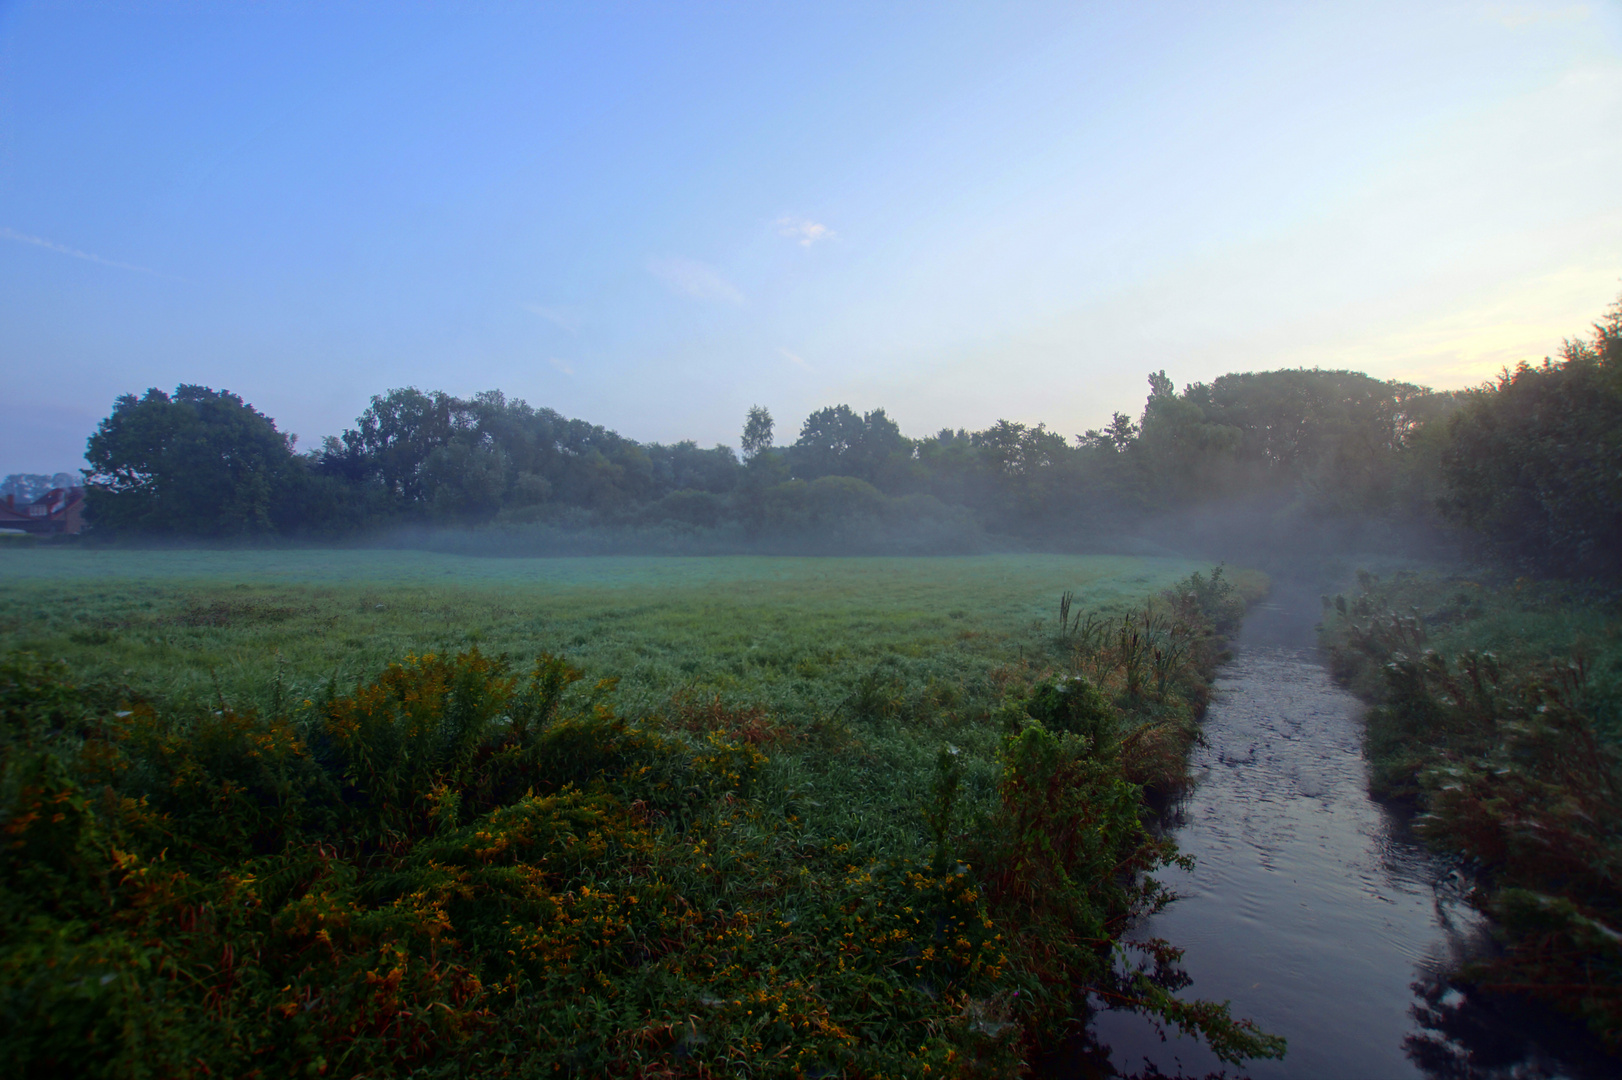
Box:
[3,1,1619,472]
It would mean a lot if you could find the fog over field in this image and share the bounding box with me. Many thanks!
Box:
[3,3,1620,1077]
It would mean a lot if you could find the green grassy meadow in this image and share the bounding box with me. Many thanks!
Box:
[0,549,1208,718]
[1,548,1212,874]
[1,549,1281,1076]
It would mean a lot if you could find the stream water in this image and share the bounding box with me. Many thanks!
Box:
[1047,588,1610,1080]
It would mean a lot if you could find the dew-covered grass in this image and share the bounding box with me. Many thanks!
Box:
[1,548,1286,1074]
[0,549,1209,717]
[0,547,1227,881]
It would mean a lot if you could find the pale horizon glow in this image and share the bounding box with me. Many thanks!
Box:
[1,1,1619,472]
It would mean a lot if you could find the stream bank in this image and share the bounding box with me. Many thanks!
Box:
[1045,580,1611,1078]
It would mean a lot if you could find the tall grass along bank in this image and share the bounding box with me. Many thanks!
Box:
[1320,569,1622,1050]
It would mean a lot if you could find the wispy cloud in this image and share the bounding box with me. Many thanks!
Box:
[523,303,580,334]
[776,216,834,246]
[1488,3,1589,28]
[547,357,575,375]
[647,256,744,304]
[0,226,169,277]
[779,347,810,369]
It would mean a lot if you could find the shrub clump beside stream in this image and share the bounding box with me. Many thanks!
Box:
[1321,570,1622,1050]
[0,568,1281,1076]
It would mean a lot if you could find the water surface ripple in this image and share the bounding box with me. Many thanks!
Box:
[1077,598,1605,1080]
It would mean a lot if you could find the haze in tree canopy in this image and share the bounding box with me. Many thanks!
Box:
[1,2,1617,470]
[58,294,1618,581]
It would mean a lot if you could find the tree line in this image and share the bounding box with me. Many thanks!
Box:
[2,474,79,504]
[79,294,1621,577]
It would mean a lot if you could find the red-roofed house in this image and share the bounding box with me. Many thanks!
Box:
[0,487,86,535]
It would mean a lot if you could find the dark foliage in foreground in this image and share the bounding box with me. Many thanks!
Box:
[1,571,1284,1077]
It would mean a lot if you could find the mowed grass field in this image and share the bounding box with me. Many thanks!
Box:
[0,548,1209,721]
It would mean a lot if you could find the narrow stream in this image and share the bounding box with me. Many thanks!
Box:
[1053,589,1609,1080]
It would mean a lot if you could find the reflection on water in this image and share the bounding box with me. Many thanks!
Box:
[1404,945,1615,1080]
[1049,599,1612,1080]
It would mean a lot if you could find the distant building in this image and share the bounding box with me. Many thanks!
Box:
[0,486,86,535]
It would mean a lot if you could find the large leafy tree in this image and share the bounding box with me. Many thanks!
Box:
[644,440,739,496]
[1131,370,1243,506]
[327,387,457,506]
[789,405,909,483]
[316,389,660,521]
[84,385,304,536]
[465,392,651,510]
[1440,298,1622,578]
[1125,368,1458,515]
[1188,368,1457,512]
